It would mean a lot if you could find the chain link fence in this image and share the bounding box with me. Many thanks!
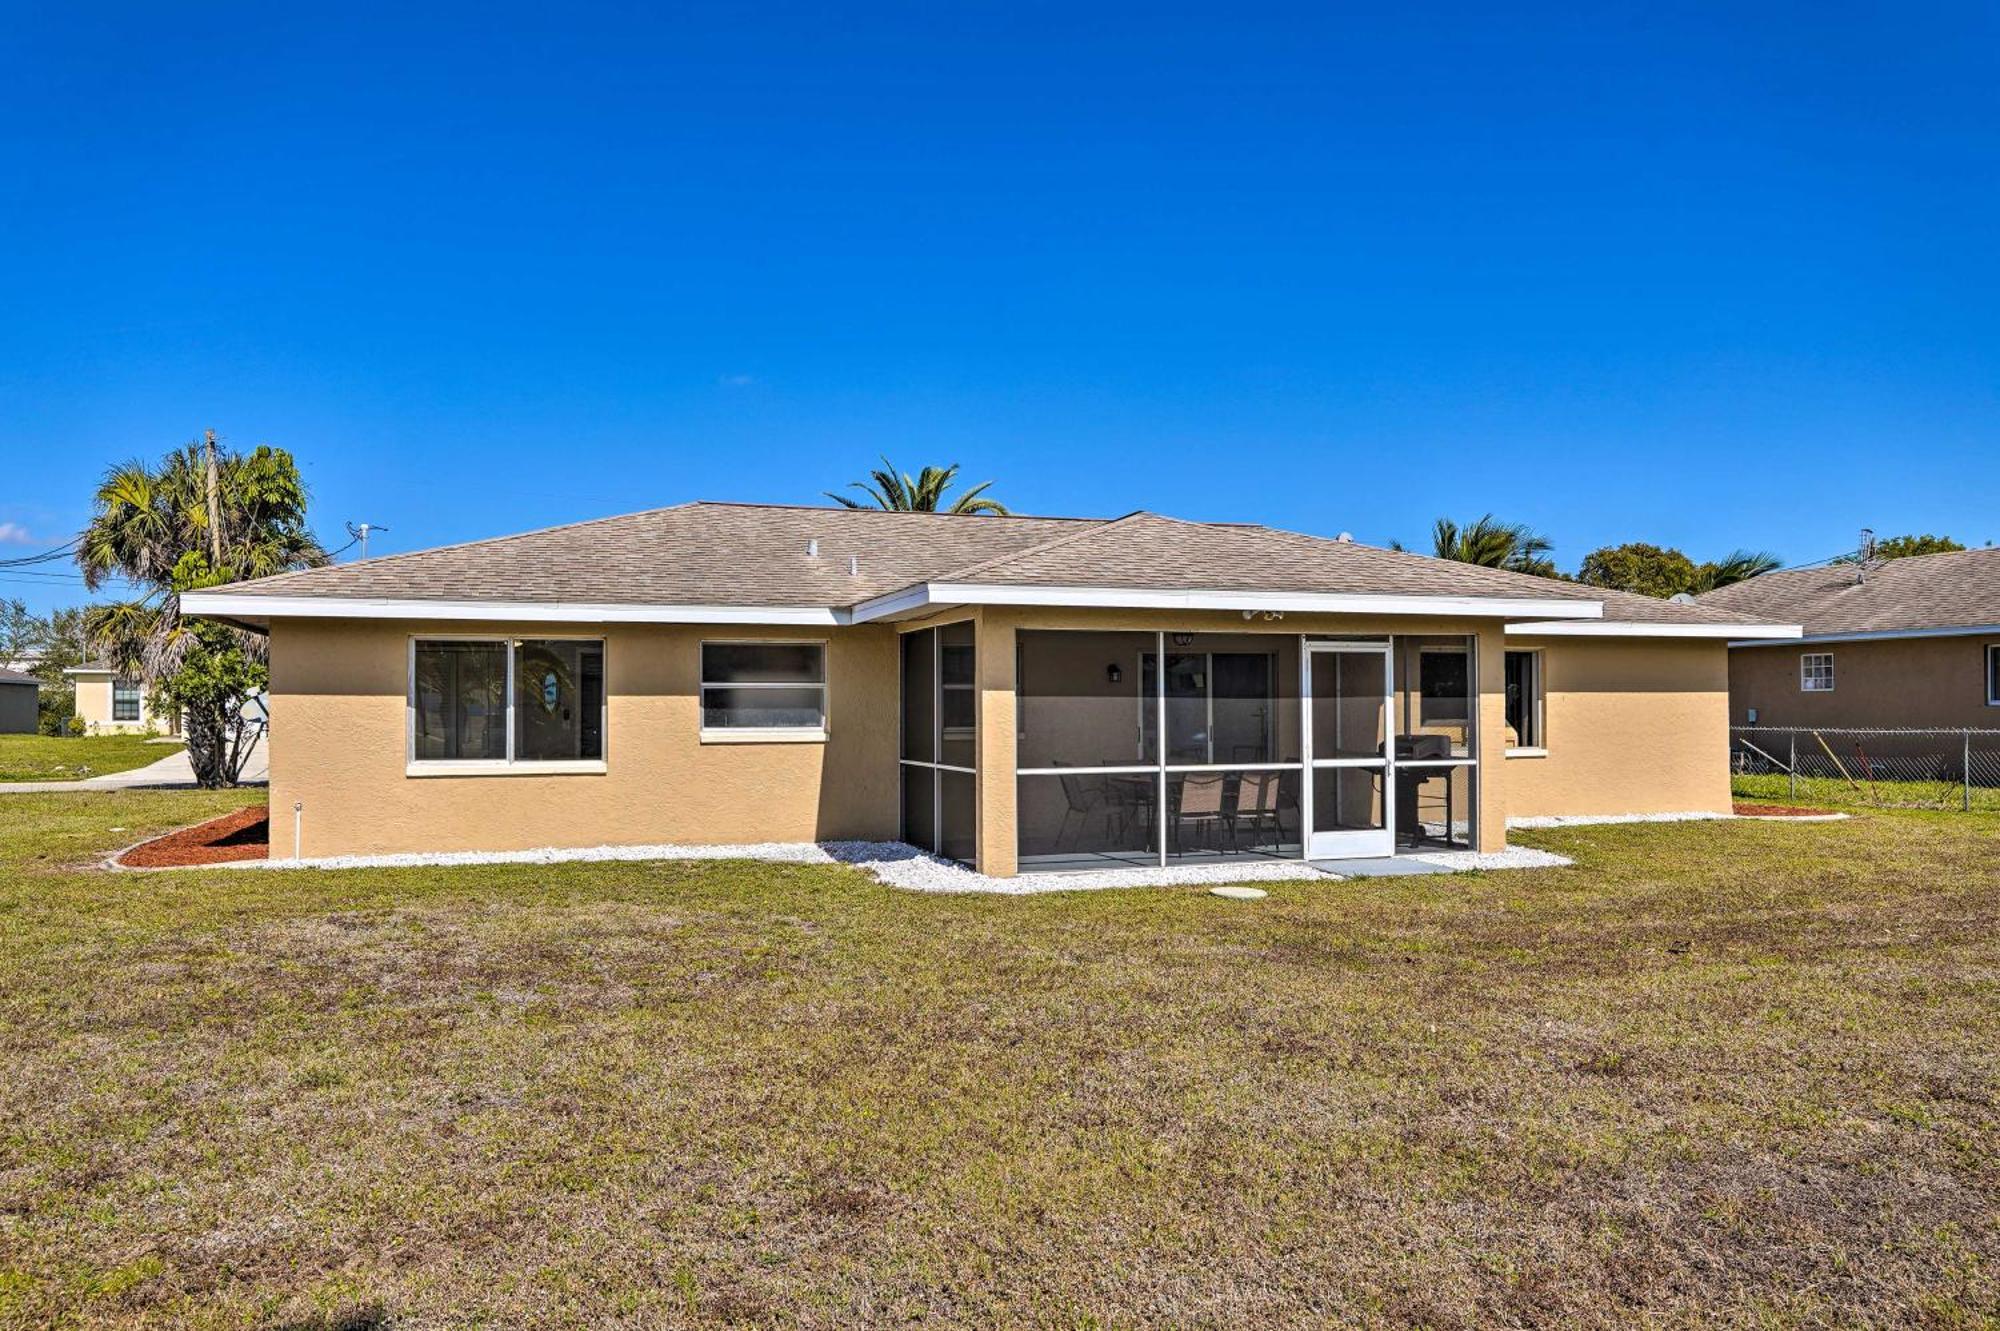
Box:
[1731,727,2000,812]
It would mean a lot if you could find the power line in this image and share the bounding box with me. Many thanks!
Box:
[0,537,82,568]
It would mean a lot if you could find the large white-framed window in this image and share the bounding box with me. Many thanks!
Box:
[111,676,142,722]
[699,640,827,741]
[1987,643,1999,706]
[408,635,605,774]
[1800,652,1835,693]
[1504,650,1544,752]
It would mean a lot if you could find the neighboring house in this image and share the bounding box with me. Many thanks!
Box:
[0,668,38,734]
[65,663,164,734]
[1698,546,2000,729]
[183,502,1799,872]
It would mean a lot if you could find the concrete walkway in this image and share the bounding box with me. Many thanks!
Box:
[0,733,267,794]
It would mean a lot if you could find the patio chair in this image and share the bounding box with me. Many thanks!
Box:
[1051,762,1104,850]
[1229,770,1281,849]
[1170,772,1228,853]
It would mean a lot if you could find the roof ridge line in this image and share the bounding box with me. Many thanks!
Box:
[218,501,703,592]
[691,499,1104,522]
[926,511,1150,583]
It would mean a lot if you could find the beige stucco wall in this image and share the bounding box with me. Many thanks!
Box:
[264,611,1737,868]
[268,619,899,859]
[1728,636,2000,730]
[1500,638,1733,818]
[69,672,159,735]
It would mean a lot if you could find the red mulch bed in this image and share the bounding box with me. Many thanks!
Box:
[1733,802,1838,818]
[119,805,270,868]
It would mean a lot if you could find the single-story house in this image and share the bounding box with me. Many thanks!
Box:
[182,502,1799,873]
[64,663,165,735]
[1697,545,2000,729]
[0,667,38,734]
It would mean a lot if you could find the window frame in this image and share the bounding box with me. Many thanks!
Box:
[1987,643,1999,707]
[1799,652,1835,693]
[111,676,142,723]
[406,634,608,775]
[1416,646,1472,725]
[698,638,829,743]
[1503,649,1546,755]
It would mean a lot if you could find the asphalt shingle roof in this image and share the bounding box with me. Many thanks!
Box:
[208,500,1777,627]
[0,668,40,686]
[1696,546,2000,635]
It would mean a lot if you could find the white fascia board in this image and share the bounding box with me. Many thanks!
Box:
[853,582,1604,623]
[1729,622,2000,648]
[846,583,938,623]
[1507,619,1802,639]
[178,592,847,626]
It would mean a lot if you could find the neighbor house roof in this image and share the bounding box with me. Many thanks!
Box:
[180,501,1800,638]
[0,668,38,687]
[1697,546,2000,643]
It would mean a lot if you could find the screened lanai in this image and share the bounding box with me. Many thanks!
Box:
[1009,628,1480,874]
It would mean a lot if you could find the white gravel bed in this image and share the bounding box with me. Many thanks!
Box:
[1508,811,1733,828]
[1396,847,1573,871]
[121,837,1571,891]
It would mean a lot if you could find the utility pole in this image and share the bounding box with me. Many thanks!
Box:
[204,429,224,566]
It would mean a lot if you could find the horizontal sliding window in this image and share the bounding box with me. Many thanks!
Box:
[701,642,826,732]
[412,638,603,764]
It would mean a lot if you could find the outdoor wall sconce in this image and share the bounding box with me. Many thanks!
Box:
[1171,632,1194,647]
[1106,663,1122,684]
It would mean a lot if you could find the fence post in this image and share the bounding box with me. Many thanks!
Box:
[1966,730,1973,813]
[1789,732,1797,802]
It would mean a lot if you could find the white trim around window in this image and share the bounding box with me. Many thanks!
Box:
[1986,642,1999,707]
[1503,648,1545,754]
[698,639,828,742]
[406,634,608,775]
[1800,651,1835,693]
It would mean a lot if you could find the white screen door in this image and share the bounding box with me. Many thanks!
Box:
[1304,641,1393,859]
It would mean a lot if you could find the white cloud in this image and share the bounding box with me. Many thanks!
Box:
[0,522,36,545]
[718,373,756,388]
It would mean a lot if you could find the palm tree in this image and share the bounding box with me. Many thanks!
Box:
[825,459,1010,515]
[1431,515,1558,577]
[1692,549,1781,592]
[77,433,327,786]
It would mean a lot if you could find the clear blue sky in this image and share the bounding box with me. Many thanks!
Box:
[4,2,1996,614]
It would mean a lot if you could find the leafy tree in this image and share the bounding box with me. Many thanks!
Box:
[0,600,89,734]
[1872,533,1964,560]
[0,599,36,661]
[1431,515,1557,577]
[1576,543,1700,597]
[1574,543,1781,597]
[825,458,1009,514]
[1691,549,1782,592]
[77,433,327,786]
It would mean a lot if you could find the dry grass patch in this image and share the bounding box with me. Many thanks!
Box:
[0,792,1995,1328]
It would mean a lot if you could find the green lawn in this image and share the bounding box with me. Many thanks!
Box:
[1734,770,2000,814]
[0,734,180,783]
[0,793,1995,1329]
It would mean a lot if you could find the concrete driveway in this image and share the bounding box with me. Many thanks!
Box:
[0,733,267,793]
